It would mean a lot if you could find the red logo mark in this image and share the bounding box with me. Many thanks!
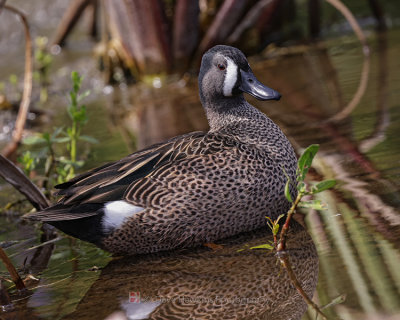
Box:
[129,291,141,303]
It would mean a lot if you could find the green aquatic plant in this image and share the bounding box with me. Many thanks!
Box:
[19,71,97,189]
[17,150,38,176]
[251,145,336,252]
[278,144,336,251]
[63,71,94,181]
[250,145,336,320]
[33,36,53,103]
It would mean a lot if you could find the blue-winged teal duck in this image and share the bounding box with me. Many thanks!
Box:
[28,45,297,255]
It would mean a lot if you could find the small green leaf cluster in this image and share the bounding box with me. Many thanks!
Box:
[18,150,38,176]
[267,214,284,237]
[285,144,336,210]
[18,72,97,188]
[249,214,286,251]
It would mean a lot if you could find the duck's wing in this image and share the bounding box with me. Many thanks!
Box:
[27,131,236,221]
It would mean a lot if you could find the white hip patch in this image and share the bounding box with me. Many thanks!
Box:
[223,57,238,96]
[102,200,144,233]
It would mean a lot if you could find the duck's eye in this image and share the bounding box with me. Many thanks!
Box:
[218,64,226,71]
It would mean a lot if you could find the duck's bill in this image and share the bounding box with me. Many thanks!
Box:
[239,69,281,101]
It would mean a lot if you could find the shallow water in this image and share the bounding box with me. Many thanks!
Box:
[1,2,400,320]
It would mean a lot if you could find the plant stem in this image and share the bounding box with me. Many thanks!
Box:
[278,252,328,320]
[68,121,78,178]
[277,193,302,252]
[276,189,328,319]
[70,122,77,163]
[0,248,26,291]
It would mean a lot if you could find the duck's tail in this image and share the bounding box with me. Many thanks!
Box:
[24,203,106,246]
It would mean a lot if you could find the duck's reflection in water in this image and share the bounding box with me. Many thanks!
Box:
[67,221,318,320]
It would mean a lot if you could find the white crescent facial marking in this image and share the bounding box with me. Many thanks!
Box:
[103,201,144,232]
[223,57,238,97]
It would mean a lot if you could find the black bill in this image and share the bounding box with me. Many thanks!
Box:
[239,69,281,101]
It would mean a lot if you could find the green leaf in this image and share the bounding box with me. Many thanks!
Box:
[78,135,99,144]
[298,199,327,210]
[297,144,319,181]
[52,136,71,143]
[285,180,293,202]
[58,159,84,167]
[266,221,273,231]
[17,150,38,175]
[51,126,64,139]
[23,135,47,145]
[284,180,293,203]
[250,243,274,250]
[71,71,82,93]
[272,223,280,236]
[42,132,51,142]
[74,106,88,123]
[321,294,346,310]
[77,90,90,102]
[74,160,84,167]
[311,179,336,194]
[297,181,306,192]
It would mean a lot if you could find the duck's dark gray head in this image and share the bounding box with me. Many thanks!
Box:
[198,45,281,105]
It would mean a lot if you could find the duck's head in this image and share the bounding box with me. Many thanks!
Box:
[198,45,281,105]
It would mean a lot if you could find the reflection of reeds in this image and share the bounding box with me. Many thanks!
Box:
[304,152,400,318]
[360,33,389,153]
[318,192,376,314]
[341,204,399,312]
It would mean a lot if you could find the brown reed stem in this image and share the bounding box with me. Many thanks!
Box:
[0,247,26,291]
[1,5,33,159]
[277,193,301,252]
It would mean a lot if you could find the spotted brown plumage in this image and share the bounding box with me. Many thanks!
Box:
[26,45,297,255]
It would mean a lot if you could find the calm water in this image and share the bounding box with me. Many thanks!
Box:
[1,2,400,320]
